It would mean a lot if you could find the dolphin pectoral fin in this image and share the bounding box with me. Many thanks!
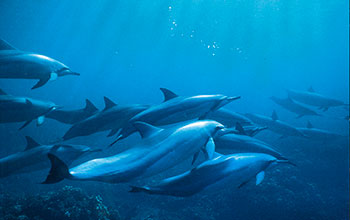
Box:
[202,137,215,160]
[107,128,120,137]
[109,134,124,147]
[255,171,265,185]
[42,153,71,184]
[36,116,45,126]
[191,151,200,165]
[49,72,58,81]
[32,77,50,89]
[19,120,32,130]
[129,185,150,194]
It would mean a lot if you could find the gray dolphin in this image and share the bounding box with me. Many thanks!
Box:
[204,108,253,127]
[47,99,98,124]
[270,96,320,118]
[129,153,289,197]
[111,88,240,145]
[245,111,307,139]
[62,97,149,141]
[0,88,58,129]
[287,87,348,111]
[0,136,100,178]
[0,39,79,89]
[297,121,347,142]
[214,131,288,161]
[43,120,227,184]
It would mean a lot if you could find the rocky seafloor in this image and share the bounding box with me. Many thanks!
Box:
[0,186,121,220]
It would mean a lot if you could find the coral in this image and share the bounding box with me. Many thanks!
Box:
[0,186,121,220]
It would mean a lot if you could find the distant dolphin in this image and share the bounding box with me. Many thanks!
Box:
[47,99,98,124]
[111,88,240,145]
[245,111,307,139]
[0,88,58,129]
[204,108,253,127]
[0,39,79,89]
[129,153,289,197]
[62,97,149,141]
[270,96,320,118]
[214,129,289,161]
[297,121,347,142]
[43,120,227,184]
[287,87,348,111]
[0,136,100,178]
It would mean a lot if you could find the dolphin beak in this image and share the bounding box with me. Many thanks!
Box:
[70,72,80,76]
[227,96,241,102]
[215,128,237,137]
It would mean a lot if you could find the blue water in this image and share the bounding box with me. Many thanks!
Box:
[0,0,349,219]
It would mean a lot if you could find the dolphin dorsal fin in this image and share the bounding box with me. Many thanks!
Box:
[306,121,313,129]
[235,122,246,135]
[133,121,162,139]
[84,99,98,112]
[308,86,315,93]
[103,97,117,111]
[271,110,278,121]
[0,88,7,95]
[25,99,33,106]
[0,39,17,50]
[24,136,41,151]
[160,88,178,102]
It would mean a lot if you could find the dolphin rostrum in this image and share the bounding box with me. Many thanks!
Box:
[111,88,240,145]
[287,87,348,111]
[0,88,59,129]
[0,39,79,89]
[62,97,149,141]
[245,110,307,139]
[129,153,290,197]
[43,120,227,184]
[270,96,320,118]
[0,136,100,179]
[47,99,98,124]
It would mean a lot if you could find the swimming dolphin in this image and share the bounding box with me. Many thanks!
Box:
[0,39,79,89]
[111,88,240,145]
[245,111,307,139]
[62,97,149,141]
[0,136,100,178]
[47,99,98,124]
[129,153,289,197]
[287,87,348,111]
[43,120,227,184]
[204,108,253,127]
[297,121,347,142]
[270,96,320,118]
[214,129,288,161]
[0,88,59,129]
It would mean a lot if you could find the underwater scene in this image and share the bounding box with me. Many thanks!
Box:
[0,0,349,219]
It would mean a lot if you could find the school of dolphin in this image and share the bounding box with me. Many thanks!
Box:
[0,39,348,197]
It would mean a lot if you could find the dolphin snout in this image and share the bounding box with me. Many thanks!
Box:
[227,96,241,102]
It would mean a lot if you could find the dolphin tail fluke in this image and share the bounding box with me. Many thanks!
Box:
[129,186,149,194]
[32,77,50,89]
[42,153,71,184]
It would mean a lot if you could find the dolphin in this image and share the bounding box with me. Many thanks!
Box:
[129,153,289,197]
[47,99,98,124]
[62,97,149,141]
[42,120,227,184]
[0,136,100,178]
[0,39,79,89]
[0,88,59,129]
[297,121,347,142]
[270,96,320,118]
[204,108,253,127]
[245,110,307,139]
[214,129,289,161]
[287,87,348,111]
[111,88,240,145]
